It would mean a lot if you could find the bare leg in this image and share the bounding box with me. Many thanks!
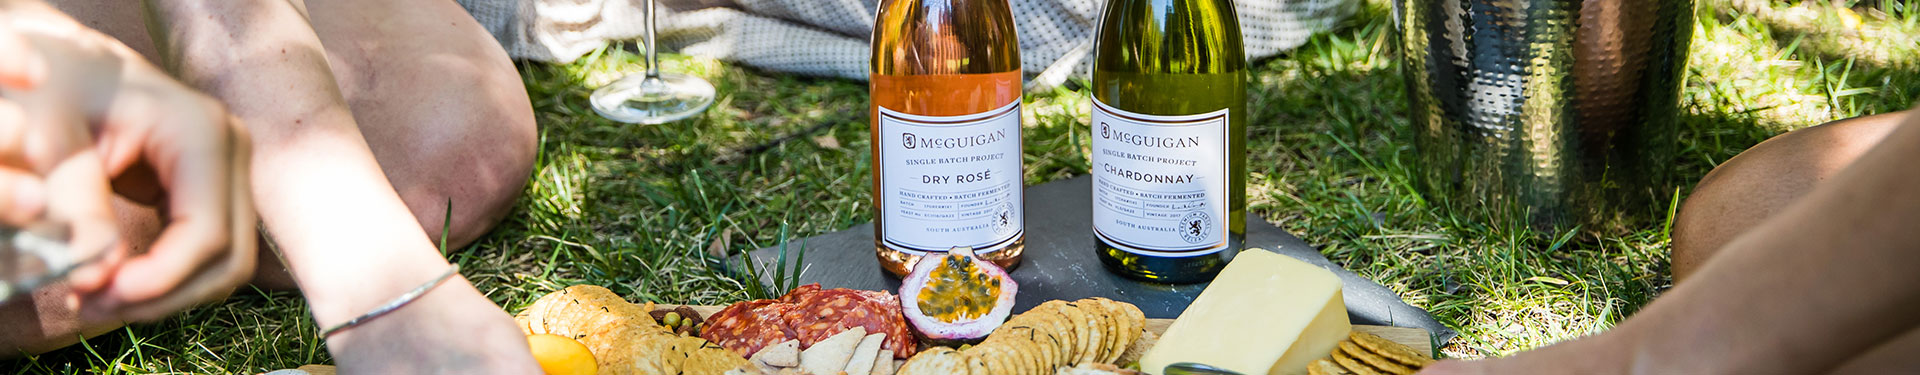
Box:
[1668,111,1913,371]
[303,0,536,250]
[134,0,536,370]
[1671,111,1903,280]
[240,0,537,289]
[1828,327,1920,374]
[1420,111,1920,374]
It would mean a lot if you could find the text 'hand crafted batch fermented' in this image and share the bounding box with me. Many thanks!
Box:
[1091,0,1248,283]
[870,0,1025,276]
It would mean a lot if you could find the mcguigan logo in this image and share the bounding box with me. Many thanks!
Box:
[900,130,1007,150]
[1100,122,1201,148]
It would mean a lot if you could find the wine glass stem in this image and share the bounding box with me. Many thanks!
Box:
[645,0,661,80]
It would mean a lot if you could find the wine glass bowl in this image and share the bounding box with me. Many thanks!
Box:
[591,72,715,124]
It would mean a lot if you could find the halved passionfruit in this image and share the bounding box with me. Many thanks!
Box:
[898,246,1018,345]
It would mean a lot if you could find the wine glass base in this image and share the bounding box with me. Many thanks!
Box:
[591,72,716,124]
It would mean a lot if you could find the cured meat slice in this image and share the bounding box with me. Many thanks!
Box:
[700,300,796,357]
[781,288,918,358]
[701,284,918,359]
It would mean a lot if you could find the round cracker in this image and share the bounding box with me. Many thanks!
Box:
[961,341,995,373]
[1072,301,1110,364]
[1308,358,1352,375]
[1118,300,1145,355]
[923,347,972,375]
[895,347,937,375]
[990,334,1040,375]
[1331,347,1386,375]
[975,340,1017,375]
[1013,304,1077,369]
[997,340,1034,375]
[1079,302,1108,365]
[1351,331,1435,367]
[1046,303,1091,365]
[996,325,1044,373]
[1021,324,1066,371]
[1017,302,1077,356]
[964,351,990,375]
[1020,334,1050,375]
[1342,341,1414,375]
[1084,298,1123,363]
[1102,299,1134,364]
[1089,299,1128,364]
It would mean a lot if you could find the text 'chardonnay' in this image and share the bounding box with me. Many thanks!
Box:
[1091,0,1248,283]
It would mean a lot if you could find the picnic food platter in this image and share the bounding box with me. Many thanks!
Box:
[279,178,1457,375]
[506,284,1428,375]
[650,305,1433,373]
[507,283,1430,375]
[284,248,1437,375]
[496,248,1436,375]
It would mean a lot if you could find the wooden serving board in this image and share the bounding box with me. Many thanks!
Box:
[281,305,1434,374]
[657,304,1435,357]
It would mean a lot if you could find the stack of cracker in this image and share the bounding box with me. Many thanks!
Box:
[1308,332,1434,375]
[896,298,1147,375]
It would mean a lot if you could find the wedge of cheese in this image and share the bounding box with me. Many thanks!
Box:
[1139,250,1351,375]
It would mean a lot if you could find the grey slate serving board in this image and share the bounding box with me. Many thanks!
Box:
[747,176,1457,344]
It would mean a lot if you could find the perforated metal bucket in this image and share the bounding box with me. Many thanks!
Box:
[1393,0,1695,232]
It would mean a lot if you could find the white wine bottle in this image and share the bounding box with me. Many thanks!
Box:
[870,0,1024,277]
[1090,0,1247,283]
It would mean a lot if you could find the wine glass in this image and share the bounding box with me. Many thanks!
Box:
[0,223,106,303]
[590,0,716,124]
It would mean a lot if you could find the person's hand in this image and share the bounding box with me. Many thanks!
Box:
[0,5,255,323]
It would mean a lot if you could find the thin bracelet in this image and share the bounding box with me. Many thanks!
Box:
[321,264,461,337]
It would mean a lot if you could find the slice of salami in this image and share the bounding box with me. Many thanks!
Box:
[776,284,824,303]
[707,284,918,359]
[699,300,794,357]
[779,287,918,358]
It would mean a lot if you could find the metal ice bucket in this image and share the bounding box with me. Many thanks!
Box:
[1393,0,1695,232]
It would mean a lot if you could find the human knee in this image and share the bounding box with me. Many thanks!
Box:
[1671,111,1906,280]
[399,69,536,250]
[399,96,533,250]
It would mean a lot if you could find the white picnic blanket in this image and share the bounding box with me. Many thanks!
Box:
[456,0,1356,88]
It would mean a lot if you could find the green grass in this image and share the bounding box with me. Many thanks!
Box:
[9,0,1920,372]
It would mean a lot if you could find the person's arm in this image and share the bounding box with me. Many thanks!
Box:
[138,0,536,372]
[1423,114,1920,374]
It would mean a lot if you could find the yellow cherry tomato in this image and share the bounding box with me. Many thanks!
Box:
[527,334,597,375]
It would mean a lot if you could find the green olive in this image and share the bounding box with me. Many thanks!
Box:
[663,312,683,328]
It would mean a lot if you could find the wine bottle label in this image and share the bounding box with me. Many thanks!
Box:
[876,100,1024,256]
[1090,98,1230,257]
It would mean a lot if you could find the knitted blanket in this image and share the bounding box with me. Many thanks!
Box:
[456,0,1355,88]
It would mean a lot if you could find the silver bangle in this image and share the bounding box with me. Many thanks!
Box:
[321,264,461,337]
